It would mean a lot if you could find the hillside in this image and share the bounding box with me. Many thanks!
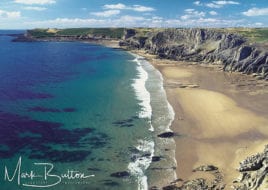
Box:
[24,28,125,40]
[120,28,268,80]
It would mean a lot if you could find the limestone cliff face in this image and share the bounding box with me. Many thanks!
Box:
[120,28,268,80]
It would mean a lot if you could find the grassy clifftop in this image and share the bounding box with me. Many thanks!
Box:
[27,28,125,39]
[224,28,268,42]
[27,27,268,42]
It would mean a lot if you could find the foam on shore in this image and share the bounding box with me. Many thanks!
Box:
[129,55,154,190]
[129,54,177,189]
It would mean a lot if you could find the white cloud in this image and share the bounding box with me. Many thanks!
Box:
[206,1,239,8]
[0,10,21,19]
[113,15,146,26]
[255,22,263,26]
[103,3,126,10]
[243,8,268,16]
[206,3,222,8]
[24,6,47,11]
[181,9,205,20]
[132,5,155,12]
[209,11,218,15]
[165,17,244,28]
[176,17,236,27]
[23,16,148,28]
[193,1,202,6]
[185,9,195,13]
[20,15,249,29]
[24,18,107,28]
[152,16,163,20]
[215,1,239,5]
[14,0,55,5]
[103,3,155,12]
[91,10,120,17]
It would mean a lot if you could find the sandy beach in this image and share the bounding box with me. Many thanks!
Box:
[132,50,268,188]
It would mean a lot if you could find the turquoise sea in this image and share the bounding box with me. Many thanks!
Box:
[0,31,176,190]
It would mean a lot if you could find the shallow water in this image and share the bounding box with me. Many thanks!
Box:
[0,31,176,190]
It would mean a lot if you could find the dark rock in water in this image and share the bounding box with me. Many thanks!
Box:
[110,171,130,178]
[63,108,77,112]
[103,181,120,187]
[121,124,134,127]
[152,156,162,162]
[193,165,218,172]
[163,185,179,190]
[131,116,139,120]
[112,118,135,127]
[128,147,140,154]
[87,167,101,172]
[131,154,139,162]
[28,106,61,113]
[143,153,151,158]
[158,132,175,138]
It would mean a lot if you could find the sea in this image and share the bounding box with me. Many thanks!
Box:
[0,30,176,190]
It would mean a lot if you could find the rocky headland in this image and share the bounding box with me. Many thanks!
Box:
[120,28,268,80]
[17,28,268,81]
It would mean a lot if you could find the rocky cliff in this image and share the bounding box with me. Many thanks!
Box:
[160,145,268,190]
[120,28,268,80]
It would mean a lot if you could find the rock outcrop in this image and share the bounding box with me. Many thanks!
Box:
[160,164,225,190]
[160,145,268,190]
[120,28,268,80]
[232,145,268,190]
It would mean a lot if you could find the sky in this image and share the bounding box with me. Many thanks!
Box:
[0,0,268,29]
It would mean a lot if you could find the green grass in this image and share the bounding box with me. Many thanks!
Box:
[28,29,56,38]
[28,27,268,43]
[224,28,268,42]
[28,28,125,39]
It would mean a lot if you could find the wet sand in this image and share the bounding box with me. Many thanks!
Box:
[132,50,268,188]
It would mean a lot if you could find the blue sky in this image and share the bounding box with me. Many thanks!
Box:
[0,0,268,29]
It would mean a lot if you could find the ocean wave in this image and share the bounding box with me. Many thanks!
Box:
[129,55,154,190]
[139,55,177,185]
[128,139,154,190]
[129,54,177,189]
[131,56,152,124]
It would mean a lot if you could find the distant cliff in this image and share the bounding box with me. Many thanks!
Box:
[16,28,268,79]
[120,28,268,80]
[13,28,124,42]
